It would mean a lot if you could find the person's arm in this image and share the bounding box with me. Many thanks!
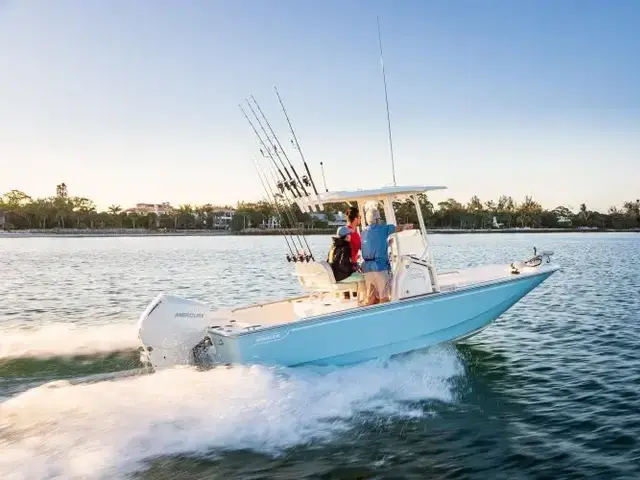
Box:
[387,224,396,236]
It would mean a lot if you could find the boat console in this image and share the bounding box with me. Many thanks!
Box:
[387,229,440,300]
[387,229,426,267]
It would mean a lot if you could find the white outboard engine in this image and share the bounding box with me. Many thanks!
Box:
[137,293,211,370]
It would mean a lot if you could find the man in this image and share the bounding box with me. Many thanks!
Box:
[345,206,361,264]
[361,207,396,304]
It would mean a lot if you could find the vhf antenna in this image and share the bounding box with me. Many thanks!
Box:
[377,16,396,186]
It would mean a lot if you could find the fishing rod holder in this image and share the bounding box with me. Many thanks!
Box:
[286,253,314,263]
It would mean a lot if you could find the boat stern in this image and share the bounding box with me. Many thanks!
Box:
[137,293,212,370]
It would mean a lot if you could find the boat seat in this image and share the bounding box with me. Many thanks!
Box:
[294,261,364,293]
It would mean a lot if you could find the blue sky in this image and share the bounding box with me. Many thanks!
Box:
[1,0,638,212]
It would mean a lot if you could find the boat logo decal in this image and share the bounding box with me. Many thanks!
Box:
[253,330,290,345]
[174,312,205,318]
[255,333,281,343]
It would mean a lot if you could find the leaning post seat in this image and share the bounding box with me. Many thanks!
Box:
[294,260,365,303]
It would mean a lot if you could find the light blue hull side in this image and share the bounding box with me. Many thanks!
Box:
[210,269,555,367]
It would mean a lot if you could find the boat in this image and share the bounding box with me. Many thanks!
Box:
[137,183,559,371]
[137,26,559,369]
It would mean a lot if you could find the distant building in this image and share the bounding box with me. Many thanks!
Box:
[211,208,235,230]
[557,215,572,226]
[310,211,347,227]
[125,202,174,216]
[261,215,281,229]
[0,209,5,229]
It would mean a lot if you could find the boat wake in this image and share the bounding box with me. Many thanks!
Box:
[0,346,464,480]
[0,322,139,361]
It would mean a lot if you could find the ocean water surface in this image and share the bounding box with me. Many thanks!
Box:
[1,233,639,479]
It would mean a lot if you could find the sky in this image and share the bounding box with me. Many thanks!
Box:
[1,0,638,212]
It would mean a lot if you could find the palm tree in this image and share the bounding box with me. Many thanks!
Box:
[52,184,72,228]
[467,195,483,228]
[107,205,122,227]
[128,212,140,229]
[579,203,591,226]
[56,183,68,198]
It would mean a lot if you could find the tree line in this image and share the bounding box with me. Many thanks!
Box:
[1,183,639,231]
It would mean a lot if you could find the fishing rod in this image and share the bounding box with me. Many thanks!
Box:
[259,155,313,260]
[245,113,315,261]
[239,92,315,261]
[245,99,303,199]
[273,86,320,198]
[249,133,313,262]
[251,158,302,262]
[239,104,299,201]
[249,94,310,198]
[258,153,314,261]
[251,157,296,253]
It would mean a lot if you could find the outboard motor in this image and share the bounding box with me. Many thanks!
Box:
[137,293,211,370]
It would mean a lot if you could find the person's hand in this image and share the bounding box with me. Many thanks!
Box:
[397,224,414,232]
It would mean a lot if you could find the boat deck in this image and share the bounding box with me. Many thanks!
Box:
[206,263,544,336]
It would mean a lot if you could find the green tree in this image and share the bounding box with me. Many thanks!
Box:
[623,199,640,227]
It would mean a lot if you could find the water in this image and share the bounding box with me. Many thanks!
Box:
[1,233,639,479]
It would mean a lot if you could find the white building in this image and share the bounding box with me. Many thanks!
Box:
[330,212,347,226]
[212,209,235,229]
[0,209,5,229]
[310,211,347,227]
[125,202,174,216]
[261,215,281,229]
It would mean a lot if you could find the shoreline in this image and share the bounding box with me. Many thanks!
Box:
[1,227,638,238]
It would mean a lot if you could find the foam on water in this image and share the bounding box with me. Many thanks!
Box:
[0,346,463,480]
[0,323,139,360]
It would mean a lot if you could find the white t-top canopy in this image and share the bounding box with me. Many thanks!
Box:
[295,185,447,211]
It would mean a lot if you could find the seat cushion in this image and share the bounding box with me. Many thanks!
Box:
[338,272,364,284]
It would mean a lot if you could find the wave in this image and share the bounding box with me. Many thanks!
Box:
[0,323,139,360]
[0,346,463,480]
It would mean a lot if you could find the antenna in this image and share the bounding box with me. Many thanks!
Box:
[377,16,396,186]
